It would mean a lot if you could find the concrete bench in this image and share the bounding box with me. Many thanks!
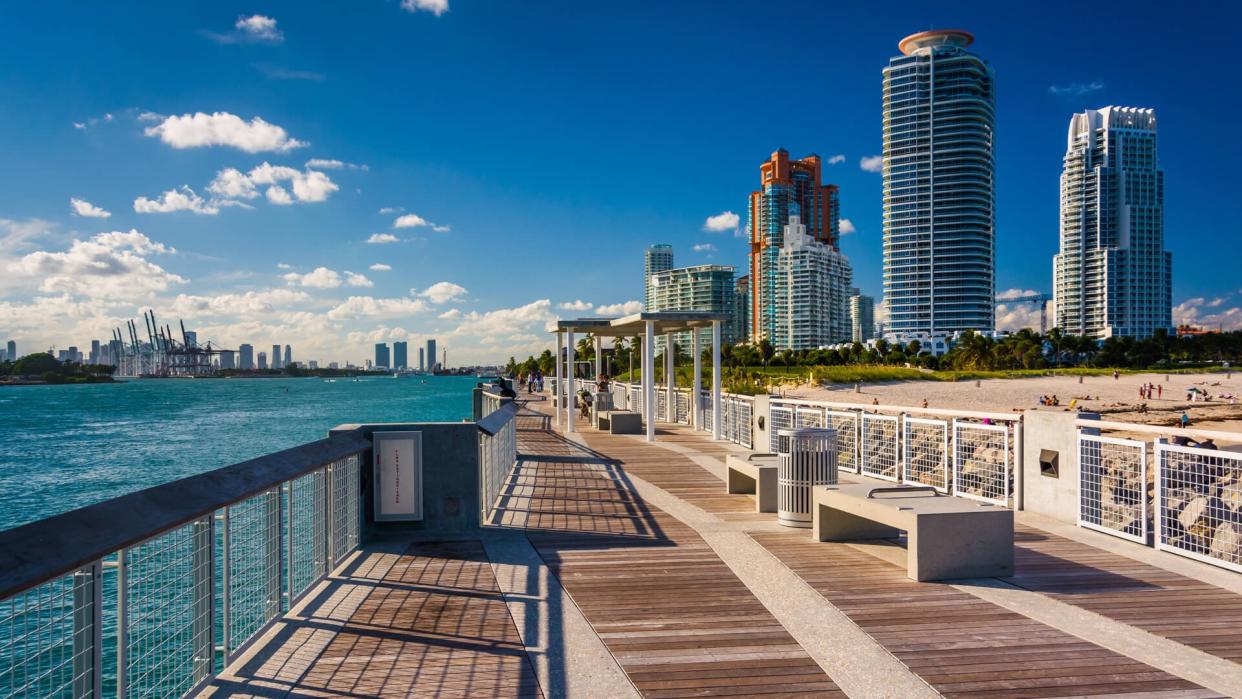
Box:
[725,453,778,512]
[812,483,1013,582]
[596,410,641,434]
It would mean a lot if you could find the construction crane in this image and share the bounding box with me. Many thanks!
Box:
[1002,293,1053,334]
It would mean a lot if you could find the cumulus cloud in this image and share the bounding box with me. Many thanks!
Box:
[703,211,739,232]
[860,155,883,173]
[1174,296,1242,330]
[327,296,429,320]
[133,186,220,215]
[995,303,1045,332]
[344,271,373,288]
[8,230,184,298]
[283,266,342,288]
[450,300,556,342]
[401,0,449,15]
[207,163,338,205]
[417,281,467,304]
[558,300,593,311]
[305,158,367,171]
[431,224,451,233]
[369,263,392,271]
[827,154,846,165]
[838,218,856,235]
[207,15,283,43]
[276,263,293,270]
[254,64,325,82]
[1049,81,1104,97]
[393,213,429,228]
[378,206,404,214]
[996,288,1041,301]
[70,198,111,219]
[692,243,716,253]
[595,300,643,316]
[168,288,310,317]
[438,308,462,320]
[144,112,305,153]
[366,233,400,244]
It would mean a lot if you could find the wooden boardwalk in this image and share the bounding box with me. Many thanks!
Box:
[206,400,1242,698]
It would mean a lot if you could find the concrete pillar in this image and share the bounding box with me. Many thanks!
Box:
[712,320,722,441]
[554,332,562,426]
[644,322,655,442]
[593,335,601,383]
[664,332,673,423]
[691,329,702,429]
[566,329,575,433]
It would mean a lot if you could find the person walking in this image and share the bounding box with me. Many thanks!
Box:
[1180,411,1190,429]
[1157,384,1163,399]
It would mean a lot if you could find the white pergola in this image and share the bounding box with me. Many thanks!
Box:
[553,311,728,443]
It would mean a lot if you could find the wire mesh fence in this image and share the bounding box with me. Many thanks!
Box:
[860,413,899,481]
[697,390,711,432]
[480,410,518,524]
[903,417,949,492]
[288,468,328,604]
[769,404,794,453]
[0,565,99,699]
[952,420,1010,505]
[1079,434,1148,543]
[1156,443,1242,573]
[824,411,859,474]
[795,406,824,429]
[675,391,691,424]
[224,489,281,657]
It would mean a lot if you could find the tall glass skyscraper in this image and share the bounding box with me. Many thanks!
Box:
[1054,107,1171,339]
[882,30,996,337]
[393,341,408,370]
[644,244,673,311]
[374,343,390,369]
[748,149,844,344]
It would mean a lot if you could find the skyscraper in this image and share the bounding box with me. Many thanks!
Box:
[184,331,197,348]
[239,343,254,370]
[90,340,101,364]
[6,341,13,362]
[393,341,408,370]
[733,275,750,343]
[644,244,673,312]
[375,343,390,369]
[850,289,876,343]
[748,149,844,344]
[883,30,996,337]
[645,245,739,348]
[284,345,292,367]
[426,339,437,371]
[219,350,236,369]
[419,347,425,372]
[271,344,282,370]
[1054,107,1172,339]
[258,351,268,370]
[772,216,853,349]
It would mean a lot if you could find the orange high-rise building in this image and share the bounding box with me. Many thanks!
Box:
[748,149,840,343]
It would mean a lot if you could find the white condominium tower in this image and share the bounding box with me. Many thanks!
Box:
[1054,107,1171,339]
[646,245,739,349]
[882,30,996,337]
[773,216,853,349]
[643,244,673,312]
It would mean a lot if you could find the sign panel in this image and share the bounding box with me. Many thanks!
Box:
[373,431,423,521]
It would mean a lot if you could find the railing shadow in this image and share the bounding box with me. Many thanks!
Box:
[1006,530,1162,594]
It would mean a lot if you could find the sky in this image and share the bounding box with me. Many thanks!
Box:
[1,1,1240,366]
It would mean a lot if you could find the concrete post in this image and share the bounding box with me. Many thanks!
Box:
[554,332,562,426]
[691,329,702,429]
[712,320,722,441]
[644,322,655,442]
[664,332,673,423]
[566,329,575,433]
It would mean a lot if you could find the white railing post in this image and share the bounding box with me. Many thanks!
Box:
[691,329,701,429]
[115,548,127,699]
[711,320,722,441]
[644,322,655,442]
[664,332,673,424]
[554,332,563,426]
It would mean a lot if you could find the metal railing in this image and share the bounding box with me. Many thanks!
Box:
[1079,434,1148,544]
[0,433,369,699]
[478,402,519,525]
[1156,442,1242,573]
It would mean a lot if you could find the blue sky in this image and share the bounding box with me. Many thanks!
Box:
[1,1,1239,365]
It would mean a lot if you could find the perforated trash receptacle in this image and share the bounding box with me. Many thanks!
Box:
[777,427,838,528]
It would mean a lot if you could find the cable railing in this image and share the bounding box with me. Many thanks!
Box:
[0,433,369,699]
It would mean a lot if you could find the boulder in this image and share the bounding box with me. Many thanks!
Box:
[1210,522,1242,564]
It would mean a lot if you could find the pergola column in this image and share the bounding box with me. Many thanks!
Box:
[691,329,701,429]
[554,331,563,426]
[664,332,673,423]
[593,335,601,382]
[565,329,575,433]
[712,320,722,441]
[643,322,655,442]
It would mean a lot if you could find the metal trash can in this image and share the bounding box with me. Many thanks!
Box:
[777,427,838,528]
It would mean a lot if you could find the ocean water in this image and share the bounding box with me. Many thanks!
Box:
[0,375,477,531]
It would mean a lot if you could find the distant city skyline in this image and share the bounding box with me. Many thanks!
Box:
[1,5,1239,364]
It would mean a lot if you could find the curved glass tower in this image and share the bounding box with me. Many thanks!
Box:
[882,30,995,336]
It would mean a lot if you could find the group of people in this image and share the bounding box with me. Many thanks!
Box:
[1139,383,1163,400]
[1038,394,1062,406]
[517,370,544,394]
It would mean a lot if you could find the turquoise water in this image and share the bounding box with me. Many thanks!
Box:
[0,375,477,531]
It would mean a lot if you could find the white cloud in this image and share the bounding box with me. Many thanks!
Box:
[401,0,449,15]
[236,14,282,41]
[378,206,403,214]
[168,288,310,317]
[692,243,716,253]
[1174,296,1242,330]
[144,112,305,153]
[431,224,451,233]
[70,198,111,219]
[254,64,325,82]
[305,158,367,171]
[393,213,429,228]
[327,296,429,320]
[133,186,220,215]
[558,300,593,311]
[996,288,1041,301]
[1049,81,1104,97]
[595,300,643,316]
[344,271,373,288]
[369,263,392,271]
[860,155,883,173]
[703,211,739,232]
[995,303,1044,332]
[827,154,846,165]
[207,162,338,205]
[283,266,342,288]
[8,230,184,299]
[1207,297,1227,308]
[450,300,556,342]
[417,281,467,304]
[839,218,856,235]
[438,308,462,320]
[366,233,400,244]
[276,262,293,270]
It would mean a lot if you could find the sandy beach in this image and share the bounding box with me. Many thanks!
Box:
[782,370,1242,439]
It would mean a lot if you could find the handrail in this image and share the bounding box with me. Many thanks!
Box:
[771,395,1020,422]
[0,431,371,601]
[477,400,519,436]
[1077,418,1242,443]
[867,485,939,498]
